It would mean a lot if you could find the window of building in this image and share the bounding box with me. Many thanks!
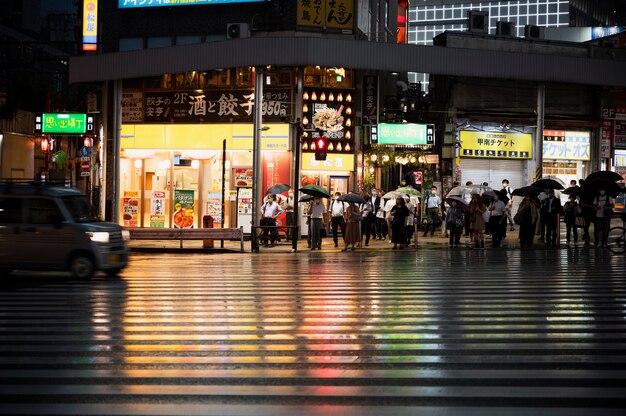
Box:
[147,37,172,49]
[176,36,201,45]
[119,38,143,52]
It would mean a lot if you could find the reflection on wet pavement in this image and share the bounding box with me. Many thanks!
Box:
[0,248,625,415]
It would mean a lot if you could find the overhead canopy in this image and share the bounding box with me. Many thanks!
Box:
[70,36,626,87]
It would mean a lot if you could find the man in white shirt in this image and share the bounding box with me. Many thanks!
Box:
[329,192,346,247]
[260,194,282,247]
[308,197,327,250]
[423,186,442,237]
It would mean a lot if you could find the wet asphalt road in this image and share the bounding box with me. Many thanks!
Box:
[1,248,626,415]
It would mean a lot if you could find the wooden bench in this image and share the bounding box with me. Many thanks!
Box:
[127,227,244,251]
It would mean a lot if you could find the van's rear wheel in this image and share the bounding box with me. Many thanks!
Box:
[70,255,94,279]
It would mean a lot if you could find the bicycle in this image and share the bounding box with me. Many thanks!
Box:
[607,213,626,254]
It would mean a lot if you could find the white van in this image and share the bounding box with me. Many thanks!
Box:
[0,182,129,278]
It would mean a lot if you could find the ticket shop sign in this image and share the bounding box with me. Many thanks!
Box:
[543,130,590,161]
[460,131,532,159]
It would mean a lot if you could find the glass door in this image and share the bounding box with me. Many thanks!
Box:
[329,175,349,196]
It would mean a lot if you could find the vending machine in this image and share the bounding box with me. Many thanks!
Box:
[236,187,253,234]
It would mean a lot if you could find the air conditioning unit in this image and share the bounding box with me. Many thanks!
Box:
[467,11,488,34]
[496,21,515,37]
[226,23,250,39]
[524,25,545,39]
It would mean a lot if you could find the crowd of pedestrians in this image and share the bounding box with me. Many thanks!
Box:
[265,175,619,251]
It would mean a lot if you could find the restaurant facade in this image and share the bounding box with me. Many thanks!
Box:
[69,1,626,231]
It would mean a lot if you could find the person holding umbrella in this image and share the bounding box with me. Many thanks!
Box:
[308,197,326,250]
[593,188,615,248]
[390,197,410,250]
[445,197,466,248]
[540,188,563,247]
[260,195,283,247]
[488,192,507,247]
[517,195,541,248]
[341,201,361,251]
[469,193,487,249]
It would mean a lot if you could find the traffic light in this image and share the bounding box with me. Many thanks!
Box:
[314,138,327,161]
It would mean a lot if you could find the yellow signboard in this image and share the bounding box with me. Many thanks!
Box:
[297,0,354,31]
[82,0,98,51]
[120,124,290,151]
[301,152,354,172]
[460,131,532,159]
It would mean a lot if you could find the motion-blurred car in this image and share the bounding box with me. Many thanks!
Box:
[0,182,128,278]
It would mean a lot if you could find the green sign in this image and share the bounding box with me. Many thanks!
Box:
[374,123,435,146]
[36,113,87,134]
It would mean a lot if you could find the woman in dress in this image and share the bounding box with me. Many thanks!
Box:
[342,202,361,251]
[390,197,410,250]
[469,193,487,249]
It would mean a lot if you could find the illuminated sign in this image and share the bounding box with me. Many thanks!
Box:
[119,0,265,8]
[82,0,98,51]
[301,153,354,172]
[543,130,590,161]
[592,26,625,40]
[35,113,96,134]
[460,131,532,159]
[615,149,626,167]
[373,123,434,146]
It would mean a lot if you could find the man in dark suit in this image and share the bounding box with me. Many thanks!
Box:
[540,189,563,247]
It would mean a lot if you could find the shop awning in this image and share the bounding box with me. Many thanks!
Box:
[70,37,626,87]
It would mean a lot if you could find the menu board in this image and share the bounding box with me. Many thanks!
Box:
[235,168,253,187]
[173,190,195,229]
[150,191,166,228]
[123,190,139,227]
[206,192,223,225]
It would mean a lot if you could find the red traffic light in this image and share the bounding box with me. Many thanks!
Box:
[315,138,327,161]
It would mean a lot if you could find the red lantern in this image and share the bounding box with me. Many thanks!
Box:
[83,137,93,147]
[41,138,49,152]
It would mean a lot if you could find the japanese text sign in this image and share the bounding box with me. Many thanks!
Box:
[542,130,590,161]
[362,75,378,125]
[460,131,532,159]
[143,89,291,123]
[82,0,98,51]
[374,123,435,146]
[297,0,354,31]
[35,113,96,135]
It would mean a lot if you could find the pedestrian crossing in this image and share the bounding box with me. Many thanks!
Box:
[0,250,625,415]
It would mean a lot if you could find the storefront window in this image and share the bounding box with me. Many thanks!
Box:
[303,66,353,89]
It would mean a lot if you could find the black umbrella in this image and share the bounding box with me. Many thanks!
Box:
[493,189,509,205]
[512,186,544,197]
[531,178,564,190]
[562,186,579,196]
[299,184,330,198]
[585,171,624,183]
[266,183,290,195]
[581,179,623,198]
[299,195,316,203]
[337,193,366,204]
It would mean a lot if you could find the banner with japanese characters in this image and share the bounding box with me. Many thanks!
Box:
[460,131,532,159]
[297,0,354,31]
[142,89,291,123]
[543,130,590,161]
